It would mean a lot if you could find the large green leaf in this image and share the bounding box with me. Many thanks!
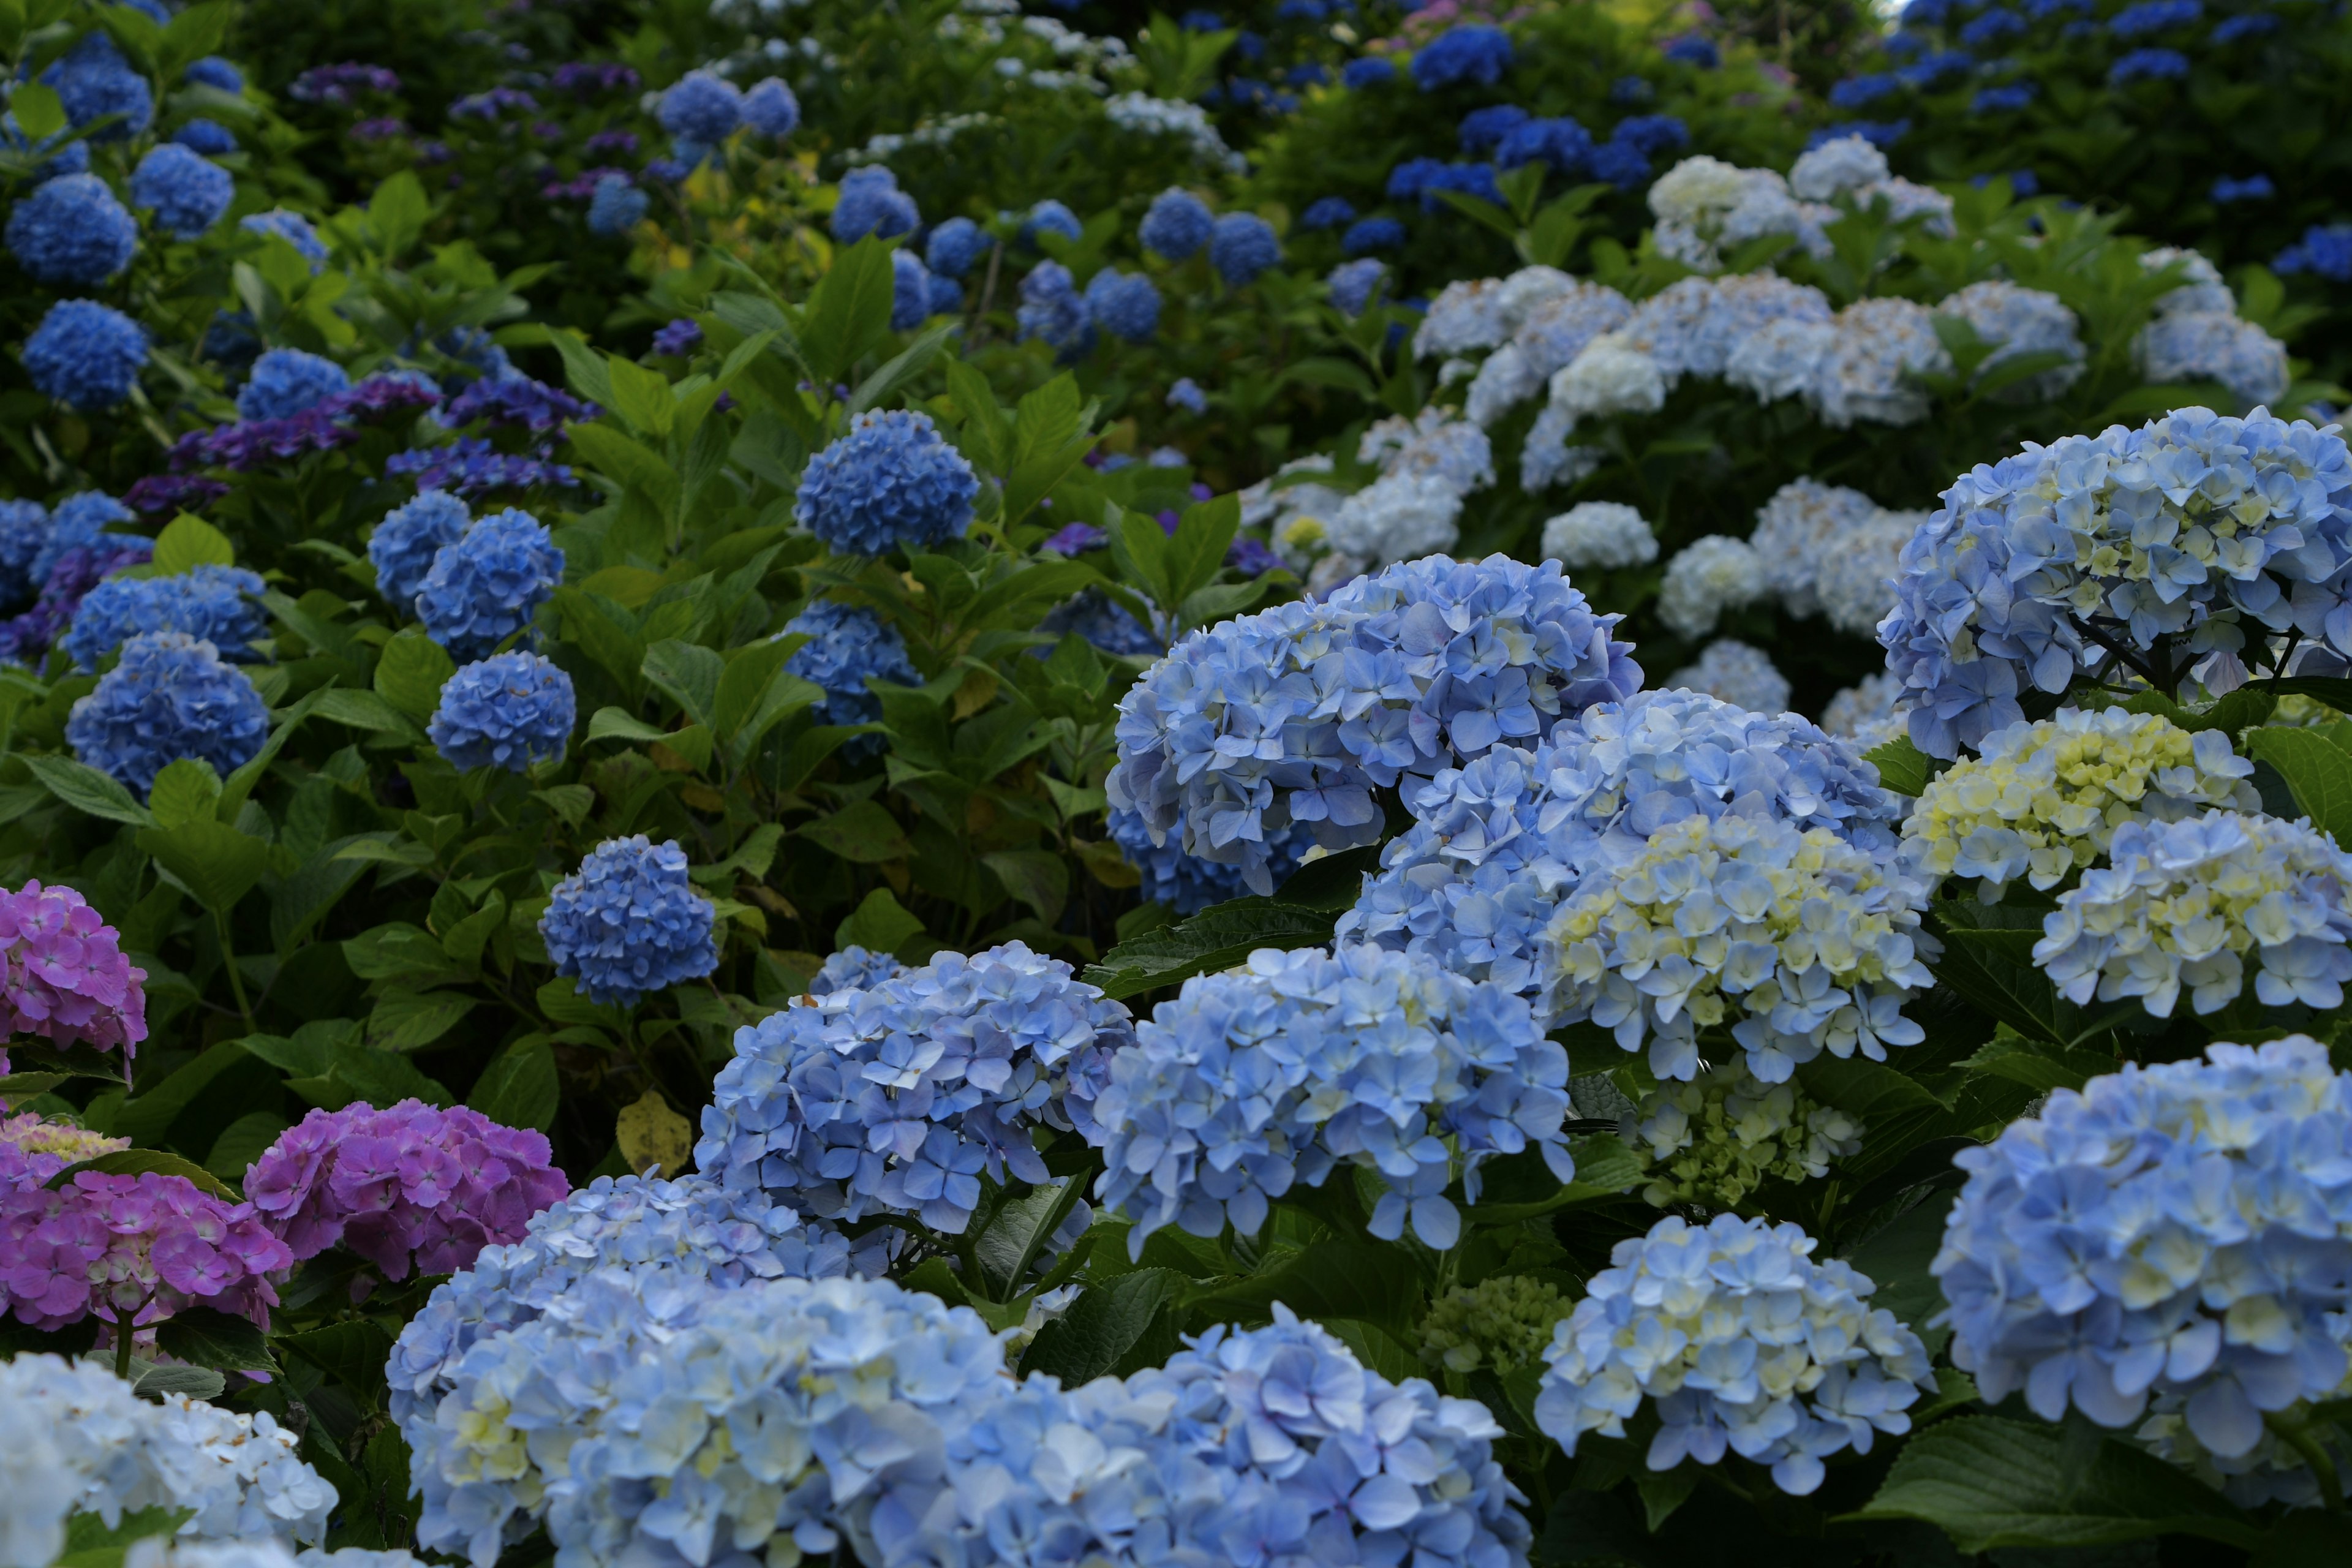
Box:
[374,629,456,721]
[366,989,478,1053]
[24,752,152,827]
[1021,1270,1185,1384]
[1926,903,2068,1046]
[798,800,911,863]
[469,1038,558,1133]
[2247,726,2352,843]
[1964,1027,2116,1094]
[154,1305,277,1373]
[643,639,723,729]
[799,236,897,383]
[1188,1240,1423,1334]
[1853,1415,2260,1552]
[837,888,925,954]
[1084,897,1336,1000]
[138,818,269,914]
[1861,734,1942,796]
[277,1320,394,1403]
[56,1506,191,1568]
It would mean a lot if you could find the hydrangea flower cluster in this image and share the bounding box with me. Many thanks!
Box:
[0,1354,335,1568]
[2138,309,2291,407]
[1092,943,1572,1252]
[1936,1036,2352,1468]
[866,1308,1532,1568]
[24,298,148,410]
[1108,553,1642,895]
[427,650,575,771]
[243,1098,567,1280]
[0,1169,292,1334]
[412,507,563,660]
[1626,1058,1863,1209]
[1666,639,1794,714]
[1140,186,1213,259]
[1108,801,1310,914]
[5,173,138,286]
[67,631,269,796]
[1461,276,1634,427]
[0,1110,126,1182]
[1646,156,1830,272]
[1536,1213,1934,1495]
[832,164,920,243]
[236,348,352,423]
[1749,478,1883,619]
[408,1270,1009,1568]
[1210,211,1280,285]
[1880,407,2352,757]
[780,600,919,758]
[1545,812,1937,1083]
[2035,811,2352,1018]
[385,1171,854,1432]
[808,944,908,996]
[698,941,1130,1234]
[0,879,148,1069]
[1659,533,1766,638]
[62,565,266,671]
[1542,501,1658,570]
[1419,1275,1571,1374]
[1936,280,2086,400]
[540,835,718,1006]
[1901,707,2258,897]
[795,409,980,556]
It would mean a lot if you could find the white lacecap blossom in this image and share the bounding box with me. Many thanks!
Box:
[1666,638,1793,714]
[1542,501,1658,570]
[1620,273,1832,385]
[1521,404,1605,492]
[1550,333,1667,422]
[1935,279,2085,401]
[1658,534,1766,638]
[1649,157,1823,271]
[1238,453,1336,526]
[1789,134,1889,200]
[1815,509,1926,636]
[1325,471,1465,564]
[1809,297,1953,428]
[126,1545,426,1568]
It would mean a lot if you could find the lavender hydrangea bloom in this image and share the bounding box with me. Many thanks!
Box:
[1937,1036,2352,1476]
[1092,944,1572,1253]
[540,835,718,1006]
[128,143,234,239]
[696,941,1133,1234]
[413,506,564,660]
[23,300,146,409]
[428,650,576,771]
[1880,408,2352,758]
[0,879,147,1068]
[1108,554,1643,895]
[236,349,351,422]
[368,490,470,608]
[6,173,138,285]
[39,491,138,585]
[61,565,266,670]
[794,409,979,556]
[0,1168,292,1335]
[66,631,267,796]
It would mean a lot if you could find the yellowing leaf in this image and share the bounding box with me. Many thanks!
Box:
[616,1090,693,1177]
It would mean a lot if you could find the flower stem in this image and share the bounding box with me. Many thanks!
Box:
[2266,1412,2345,1512]
[216,910,256,1033]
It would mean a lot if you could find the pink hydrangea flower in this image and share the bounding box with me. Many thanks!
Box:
[0,1111,127,1187]
[0,1170,291,1333]
[245,1099,568,1280]
[0,880,148,1071]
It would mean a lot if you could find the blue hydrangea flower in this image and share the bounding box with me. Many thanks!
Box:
[1140,187,1214,260]
[127,143,233,239]
[926,271,963,317]
[369,491,471,609]
[1167,376,1208,413]
[657,69,742,144]
[235,347,352,422]
[1538,1213,1934,1496]
[2108,0,2200,34]
[2111,46,2190,83]
[696,941,1133,1234]
[794,410,979,556]
[540,835,718,1006]
[1109,803,1308,914]
[1021,198,1083,245]
[1095,943,1571,1252]
[428,650,576,772]
[61,565,265,671]
[1937,1036,2352,1476]
[5,173,137,285]
[42,31,153,141]
[586,175,647,235]
[808,944,908,995]
[779,598,918,756]
[1108,554,1643,895]
[1588,139,1653,189]
[413,507,564,661]
[924,216,986,278]
[185,56,244,93]
[1612,111,1691,155]
[1343,56,1396,88]
[1459,104,1530,153]
[0,500,47,606]
[1084,267,1161,342]
[1972,83,2035,112]
[35,490,134,584]
[0,111,88,178]
[832,165,919,243]
[240,208,328,270]
[1959,6,2027,43]
[1327,256,1387,316]
[2210,11,2278,41]
[172,118,238,156]
[742,76,799,137]
[1412,24,1514,89]
[1831,73,1901,107]
[2213,174,2277,206]
[1498,116,1595,174]
[2276,222,2352,280]
[66,630,268,795]
[1879,408,2352,758]
[1300,195,1357,229]
[1016,259,1094,357]
[889,246,934,331]
[23,298,148,410]
[1039,587,1158,655]
[1344,216,1406,255]
[1209,211,1281,285]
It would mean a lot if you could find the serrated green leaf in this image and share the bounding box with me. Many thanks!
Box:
[2247,726,2352,843]
[277,1319,394,1404]
[799,799,911,863]
[152,513,235,572]
[1863,733,1942,796]
[366,989,478,1052]
[1021,1269,1184,1384]
[800,236,897,385]
[1189,1240,1423,1334]
[642,639,723,728]
[154,1305,277,1373]
[1084,898,1335,1000]
[146,758,221,831]
[138,818,269,914]
[983,849,1068,925]
[468,1037,557,1133]
[374,629,455,721]
[836,887,925,955]
[132,1363,226,1401]
[312,687,421,737]
[24,752,153,826]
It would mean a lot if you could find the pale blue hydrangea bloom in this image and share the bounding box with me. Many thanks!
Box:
[1537,1213,1934,1496]
[1108,802,1310,914]
[1879,407,2352,758]
[413,507,563,661]
[1108,553,1643,895]
[807,944,908,995]
[1937,1036,2352,1480]
[62,564,265,669]
[696,941,1134,1234]
[368,490,470,609]
[1091,943,1572,1253]
[2034,810,2352,1018]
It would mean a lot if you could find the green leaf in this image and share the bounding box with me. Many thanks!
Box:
[586,707,713,770]
[11,83,64,143]
[146,758,221,830]
[25,752,152,826]
[1316,1318,1422,1386]
[1852,1415,2260,1552]
[110,1041,249,1146]
[550,329,619,409]
[57,1506,190,1568]
[154,1305,277,1372]
[983,849,1069,925]
[972,1178,1087,1299]
[714,638,794,742]
[1461,1135,1645,1223]
[469,1037,557,1133]
[1163,493,1239,609]
[848,320,958,415]
[1022,1269,1185,1384]
[799,800,911,863]
[801,236,899,384]
[1190,1240,1423,1334]
[312,1041,453,1110]
[203,1112,287,1180]
[1084,898,1335,1000]
[1863,733,1943,796]
[1926,903,2068,1046]
[48,1148,239,1202]
[1842,1189,1960,1357]
[837,887,925,955]
[375,629,456,721]
[342,922,462,982]
[2247,726,2352,843]
[603,354,676,439]
[642,639,723,728]
[152,513,235,572]
[277,1320,393,1403]
[1964,1027,2115,1094]
[312,687,421,737]
[138,818,268,915]
[132,1363,227,1401]
[366,989,478,1052]
[364,170,429,257]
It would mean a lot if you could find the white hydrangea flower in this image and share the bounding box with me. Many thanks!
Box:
[1725,316,1838,402]
[1238,452,1336,526]
[1465,344,1544,427]
[1325,470,1464,564]
[1855,176,1954,235]
[1469,281,1637,424]
[1550,333,1668,421]
[2142,246,2236,317]
[1820,672,1905,750]
[1809,297,1953,428]
[1666,638,1792,714]
[1103,92,1246,172]
[1521,405,1605,492]
[1658,534,1766,638]
[1542,502,1658,570]
[1621,274,1834,384]
[1815,508,1923,636]
[1495,265,1577,332]
[2137,311,2291,407]
[1360,407,1495,493]
[1415,277,1511,359]
[1651,158,1819,271]
[1789,134,1889,200]
[1749,478,1882,617]
[1934,279,2085,401]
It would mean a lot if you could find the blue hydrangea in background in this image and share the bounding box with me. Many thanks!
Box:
[779,598,918,756]
[172,118,237,156]
[413,507,564,661]
[1209,211,1280,284]
[23,298,148,410]
[1328,256,1388,317]
[889,246,933,331]
[1344,215,1406,255]
[368,490,471,609]
[61,564,266,671]
[1301,196,1355,230]
[128,143,234,239]
[36,490,135,584]
[240,207,328,270]
[1343,56,1396,87]
[697,941,1131,1233]
[66,629,268,794]
[184,55,244,93]
[650,318,702,356]
[658,69,742,144]
[235,347,352,421]
[808,943,907,995]
[0,500,47,607]
[1022,197,1083,244]
[2110,46,2190,83]
[1139,187,1213,260]
[924,215,987,277]
[794,409,979,556]
[2276,222,2352,281]
[1,112,89,178]
[1411,24,1515,90]
[1038,586,1159,655]
[5,173,138,285]
[1108,803,1310,914]
[831,164,919,243]
[1084,266,1161,341]
[42,31,153,141]
[742,76,799,137]
[1093,943,1571,1251]
[540,834,717,1005]
[428,650,576,772]
[1017,259,1095,356]
[586,175,647,235]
